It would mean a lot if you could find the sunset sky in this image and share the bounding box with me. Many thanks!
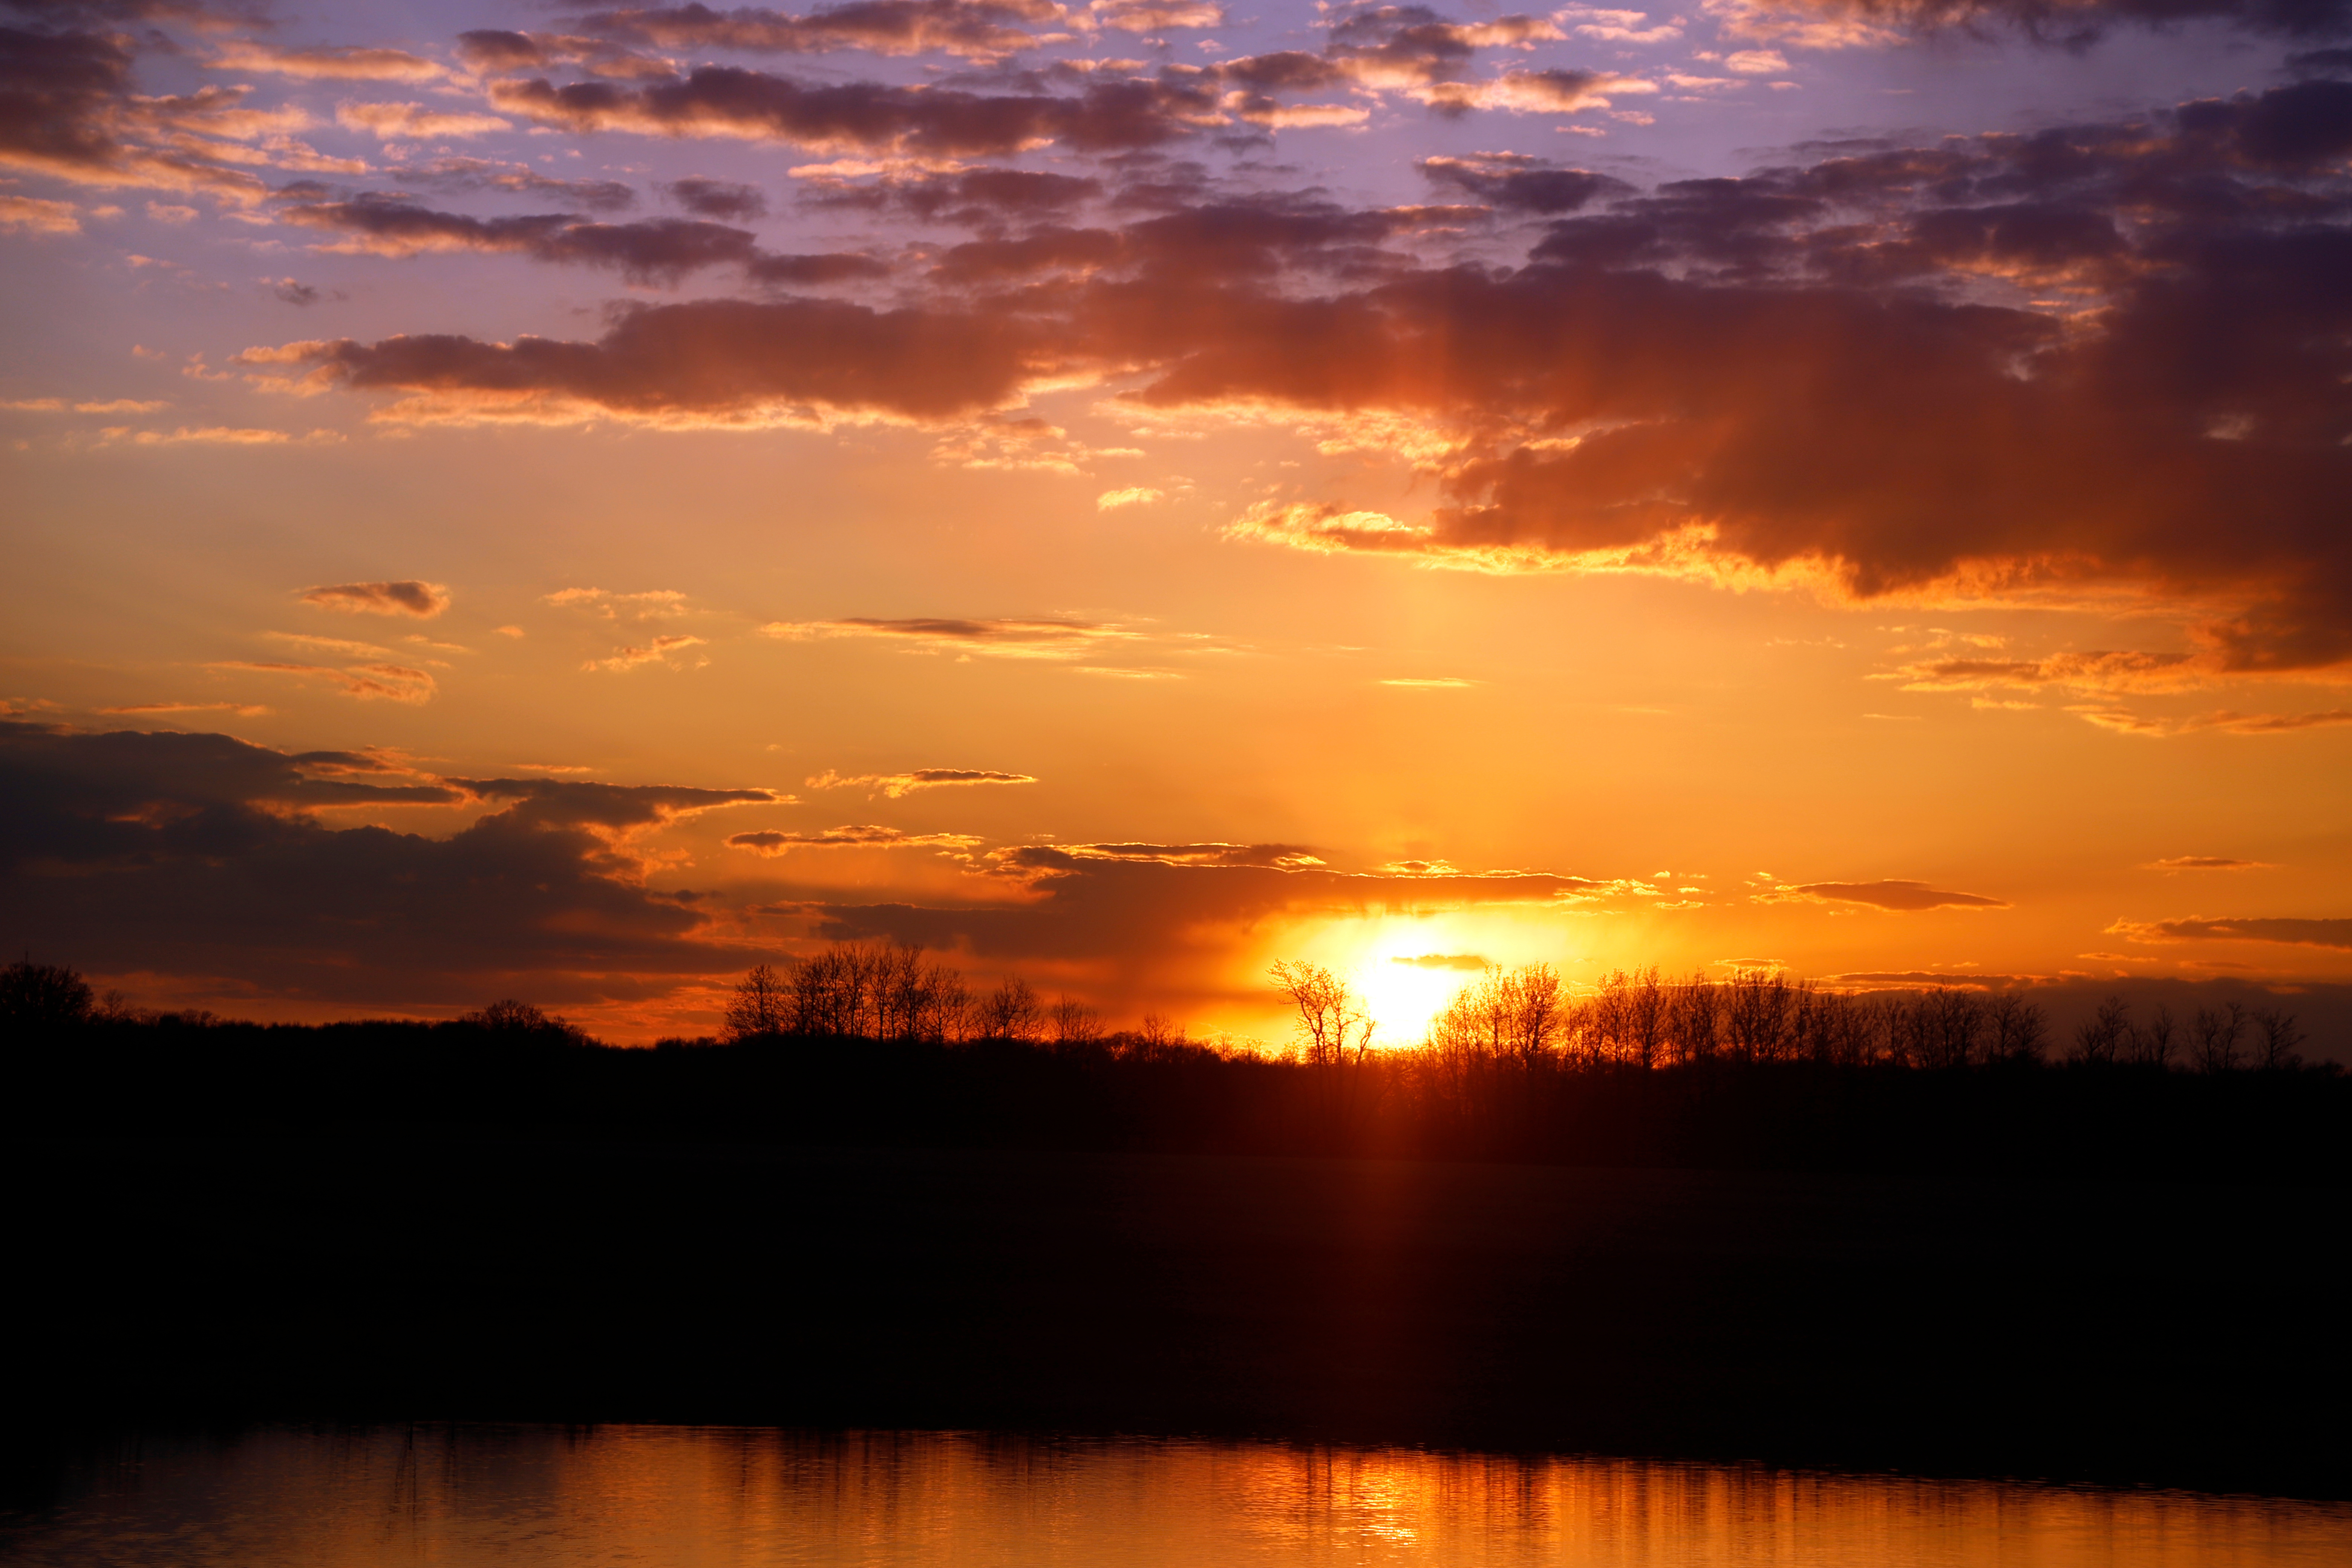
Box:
[4,0,2348,1045]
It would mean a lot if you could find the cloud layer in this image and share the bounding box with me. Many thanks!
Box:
[0,721,776,1005]
[240,73,2352,672]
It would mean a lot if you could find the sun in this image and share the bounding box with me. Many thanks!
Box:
[1346,928,1490,1048]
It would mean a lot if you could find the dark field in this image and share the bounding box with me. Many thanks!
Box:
[11,1133,2344,1498]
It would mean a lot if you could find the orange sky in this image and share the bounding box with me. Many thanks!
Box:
[4,0,2349,1045]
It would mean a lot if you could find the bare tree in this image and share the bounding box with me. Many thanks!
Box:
[723,963,790,1041]
[1132,1011,1191,1059]
[1269,960,1375,1068]
[1914,988,1986,1070]
[977,976,1043,1043]
[2191,1002,2244,1073]
[1668,972,1720,1063]
[2126,1003,2175,1069]
[1624,966,1666,1069]
[871,946,930,1041]
[2251,1007,2304,1071]
[1050,994,1104,1048]
[461,998,583,1040]
[1987,992,2049,1064]
[2072,995,2130,1066]
[1585,970,1628,1064]
[0,959,94,1031]
[1724,968,1792,1063]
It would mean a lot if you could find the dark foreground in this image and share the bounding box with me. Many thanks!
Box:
[10,1134,2344,1498]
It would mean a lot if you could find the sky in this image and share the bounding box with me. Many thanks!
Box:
[3,0,2349,1046]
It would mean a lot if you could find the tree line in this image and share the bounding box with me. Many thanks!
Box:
[1397,962,2308,1073]
[5,948,2343,1187]
[702,947,2313,1076]
[2,948,2318,1078]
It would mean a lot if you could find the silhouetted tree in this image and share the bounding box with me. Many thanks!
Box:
[978,977,1042,1043]
[2072,996,2130,1066]
[456,998,588,1043]
[1,959,94,1033]
[1269,960,1374,1067]
[1433,964,1566,1066]
[1725,968,1795,1063]
[1668,972,1721,1063]
[724,964,790,1042]
[1987,992,2049,1064]
[2251,1007,2304,1072]
[1916,988,1986,1070]
[1623,966,1666,1068]
[1050,995,1103,1048]
[2192,1003,2245,1073]
[1130,1011,1190,1060]
[2127,1003,2176,1069]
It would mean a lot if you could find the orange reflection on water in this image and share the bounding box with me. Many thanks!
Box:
[8,1426,2347,1567]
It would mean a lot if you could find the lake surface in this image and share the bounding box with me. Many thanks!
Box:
[5,1425,2347,1567]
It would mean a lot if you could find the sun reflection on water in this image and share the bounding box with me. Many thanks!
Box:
[6,1426,2348,1568]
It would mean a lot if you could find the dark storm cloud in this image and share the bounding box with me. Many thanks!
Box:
[1418,154,1634,213]
[454,28,680,80]
[278,194,882,287]
[1320,3,1563,84]
[259,296,1043,420]
[575,0,1069,60]
[0,723,775,1004]
[0,20,261,199]
[665,175,767,218]
[0,0,254,20]
[255,77,2352,671]
[0,24,127,175]
[389,158,640,211]
[1720,0,2352,45]
[486,65,1220,155]
[804,166,1103,226]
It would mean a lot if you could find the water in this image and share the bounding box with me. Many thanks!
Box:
[5,1426,2346,1567]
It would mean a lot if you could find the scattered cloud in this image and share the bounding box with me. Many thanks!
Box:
[333,102,511,139]
[2073,708,2352,738]
[0,194,83,233]
[3,398,170,413]
[762,616,1136,658]
[207,660,439,704]
[584,634,709,672]
[2110,916,2352,949]
[1769,879,2011,911]
[807,767,1038,797]
[209,42,447,82]
[1096,485,1166,510]
[2143,855,2271,871]
[299,580,450,618]
[1061,841,1325,868]
[726,824,983,854]
[546,587,689,618]
[97,700,273,717]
